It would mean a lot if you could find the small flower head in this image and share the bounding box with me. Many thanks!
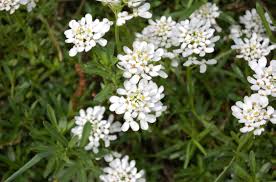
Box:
[115,1,151,26]
[0,0,21,14]
[231,33,275,64]
[239,8,275,37]
[231,94,276,135]
[118,41,167,80]
[173,18,220,58]
[190,3,221,32]
[248,60,276,97]
[100,155,146,182]
[183,56,217,73]
[109,79,166,131]
[64,14,113,57]
[71,106,121,153]
[136,16,177,50]
[20,0,38,12]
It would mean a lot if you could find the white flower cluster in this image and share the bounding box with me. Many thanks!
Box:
[231,94,276,135]
[230,9,276,66]
[248,60,276,97]
[71,106,121,153]
[97,0,152,26]
[135,2,220,72]
[190,2,221,32]
[110,78,166,131]
[230,9,276,136]
[64,14,113,57]
[183,56,217,73]
[100,153,145,182]
[136,16,177,59]
[118,41,167,80]
[230,9,275,39]
[0,0,38,14]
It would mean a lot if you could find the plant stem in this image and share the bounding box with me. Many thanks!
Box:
[115,23,121,53]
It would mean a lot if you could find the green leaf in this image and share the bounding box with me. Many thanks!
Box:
[93,85,113,104]
[46,104,58,127]
[4,152,52,182]
[43,121,68,146]
[256,2,276,43]
[233,163,251,180]
[79,122,92,148]
[249,151,256,175]
[192,139,207,156]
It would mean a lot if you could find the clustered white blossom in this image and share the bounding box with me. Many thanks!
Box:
[247,60,276,97]
[190,2,221,32]
[134,3,220,71]
[231,94,276,135]
[230,8,276,135]
[109,78,166,131]
[173,17,220,58]
[117,41,167,80]
[71,106,121,153]
[0,0,38,13]
[136,16,177,58]
[239,8,275,38]
[64,14,113,57]
[100,153,146,182]
[97,0,152,26]
[231,33,275,65]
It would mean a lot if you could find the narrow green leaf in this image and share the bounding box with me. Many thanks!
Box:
[184,141,192,168]
[93,85,113,103]
[4,152,51,182]
[43,121,68,146]
[237,133,252,152]
[249,151,256,175]
[233,163,251,180]
[80,122,92,148]
[192,139,207,156]
[256,2,276,42]
[46,104,58,126]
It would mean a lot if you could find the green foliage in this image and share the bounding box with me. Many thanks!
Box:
[0,0,275,181]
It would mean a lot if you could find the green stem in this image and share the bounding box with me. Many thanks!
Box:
[115,24,121,53]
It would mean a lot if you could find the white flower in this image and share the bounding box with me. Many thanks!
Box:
[64,14,113,57]
[127,0,146,8]
[117,11,133,26]
[71,106,121,153]
[109,79,166,131]
[132,3,152,19]
[231,33,275,64]
[136,16,177,50]
[229,25,243,39]
[117,41,167,80]
[173,18,220,58]
[100,155,146,182]
[272,60,276,75]
[231,94,276,135]
[20,0,38,12]
[247,60,276,97]
[0,0,21,14]
[183,56,217,73]
[97,0,121,5]
[239,8,275,37]
[190,3,221,32]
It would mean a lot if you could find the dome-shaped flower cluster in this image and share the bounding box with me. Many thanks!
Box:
[0,0,38,14]
[100,154,145,182]
[231,94,276,135]
[117,41,167,80]
[64,14,113,57]
[71,106,121,153]
[109,78,166,131]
